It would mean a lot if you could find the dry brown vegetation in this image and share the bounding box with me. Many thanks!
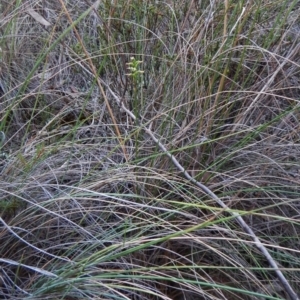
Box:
[0,0,300,299]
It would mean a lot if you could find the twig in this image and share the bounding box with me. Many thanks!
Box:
[103,80,299,300]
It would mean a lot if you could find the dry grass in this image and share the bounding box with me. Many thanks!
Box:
[1,0,300,299]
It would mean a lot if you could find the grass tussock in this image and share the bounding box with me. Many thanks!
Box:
[0,0,300,299]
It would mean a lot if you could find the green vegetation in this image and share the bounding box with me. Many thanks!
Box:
[0,0,300,299]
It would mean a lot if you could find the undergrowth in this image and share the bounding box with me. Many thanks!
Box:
[0,0,300,299]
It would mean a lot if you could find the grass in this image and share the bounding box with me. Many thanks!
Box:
[0,0,300,299]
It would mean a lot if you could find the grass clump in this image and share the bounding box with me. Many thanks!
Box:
[1,0,300,299]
